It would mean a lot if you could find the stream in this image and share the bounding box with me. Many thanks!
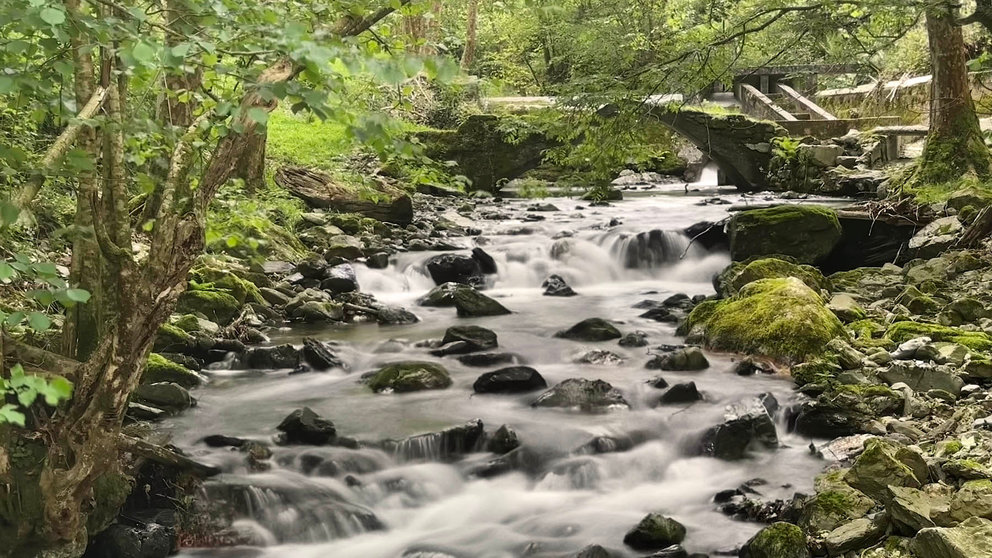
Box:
[169,179,827,558]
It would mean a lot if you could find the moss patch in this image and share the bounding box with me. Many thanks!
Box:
[368,361,453,393]
[176,289,241,325]
[144,353,201,388]
[722,257,830,296]
[885,321,992,351]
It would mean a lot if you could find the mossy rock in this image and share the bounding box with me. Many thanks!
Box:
[844,439,928,504]
[829,266,904,302]
[791,358,842,387]
[205,273,266,306]
[884,321,992,351]
[799,470,875,533]
[144,353,202,388]
[683,277,847,363]
[894,285,939,315]
[740,522,810,558]
[368,361,452,393]
[622,513,686,550]
[153,323,195,353]
[720,257,831,297]
[86,471,133,535]
[176,289,241,325]
[728,204,842,264]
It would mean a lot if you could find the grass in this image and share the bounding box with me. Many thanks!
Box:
[266,108,355,170]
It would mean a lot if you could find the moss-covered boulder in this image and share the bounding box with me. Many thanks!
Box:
[912,517,992,558]
[894,286,939,315]
[740,522,810,558]
[368,361,452,393]
[153,323,196,353]
[682,277,847,363]
[884,322,992,351]
[176,289,241,325]
[554,318,623,342]
[828,294,867,322]
[845,439,928,504]
[799,470,876,533]
[143,353,202,388]
[622,513,686,550]
[728,205,842,264]
[452,287,511,317]
[718,257,831,297]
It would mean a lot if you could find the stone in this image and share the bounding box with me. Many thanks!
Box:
[894,285,939,314]
[823,516,887,555]
[912,517,992,558]
[456,352,521,367]
[574,545,616,558]
[368,361,452,393]
[695,397,778,460]
[728,204,842,264]
[473,366,547,394]
[452,287,511,317]
[555,318,622,342]
[531,378,629,412]
[259,287,291,306]
[87,522,175,558]
[889,486,936,534]
[438,325,498,354]
[133,382,194,413]
[425,253,484,286]
[543,274,577,297]
[324,234,365,260]
[575,350,625,366]
[646,347,709,371]
[367,252,390,269]
[376,305,420,325]
[277,407,337,445]
[622,513,686,550]
[243,344,300,369]
[940,297,991,326]
[949,480,992,522]
[619,331,649,347]
[879,361,964,397]
[908,217,963,259]
[829,293,867,322]
[739,522,810,558]
[471,247,498,274]
[799,471,875,533]
[418,282,463,307]
[845,439,927,503]
[320,263,359,294]
[486,425,521,454]
[297,256,329,279]
[721,257,831,297]
[799,144,844,167]
[681,277,846,363]
[659,382,702,404]
[301,338,344,370]
[143,353,202,388]
[290,300,344,322]
[175,289,241,325]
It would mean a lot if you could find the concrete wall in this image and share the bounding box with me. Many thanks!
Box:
[816,71,992,124]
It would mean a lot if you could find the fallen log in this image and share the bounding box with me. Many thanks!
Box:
[274,165,413,225]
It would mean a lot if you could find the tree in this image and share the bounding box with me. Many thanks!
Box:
[0,0,428,554]
[461,0,480,70]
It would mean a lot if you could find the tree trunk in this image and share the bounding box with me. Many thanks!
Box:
[912,2,992,185]
[234,128,268,191]
[460,0,479,70]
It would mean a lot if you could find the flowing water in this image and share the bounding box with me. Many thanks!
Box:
[170,180,827,558]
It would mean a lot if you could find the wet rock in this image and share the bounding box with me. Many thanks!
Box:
[645,545,689,558]
[728,204,842,264]
[324,234,365,259]
[243,344,301,369]
[87,521,175,558]
[908,216,963,259]
[647,376,669,389]
[471,247,498,274]
[823,515,887,555]
[646,347,709,371]
[425,254,484,286]
[486,425,520,454]
[639,307,679,323]
[888,485,936,533]
[543,274,577,297]
[376,305,420,325]
[575,433,647,455]
[302,338,344,371]
[143,353,202,388]
[695,397,778,460]
[623,513,686,550]
[473,366,547,394]
[366,252,390,269]
[133,382,194,413]
[532,378,629,412]
[456,352,521,367]
[845,439,927,503]
[418,282,463,307]
[452,287,512,317]
[384,419,485,461]
[277,407,337,445]
[368,361,452,393]
[320,263,359,294]
[731,357,768,376]
[912,517,992,558]
[575,350,625,366]
[798,471,876,533]
[259,287,291,306]
[555,318,622,342]
[436,325,498,355]
[619,331,649,347]
[574,545,616,558]
[659,382,702,404]
[202,434,247,448]
[297,256,330,279]
[739,522,810,558]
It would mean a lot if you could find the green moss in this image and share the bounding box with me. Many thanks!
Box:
[835,384,898,398]
[144,353,200,388]
[154,323,194,352]
[894,285,939,314]
[744,522,809,558]
[173,314,202,333]
[86,471,132,535]
[792,358,841,387]
[176,289,241,325]
[726,258,830,295]
[367,361,453,393]
[885,321,992,350]
[937,440,963,456]
[685,277,848,362]
[729,204,842,264]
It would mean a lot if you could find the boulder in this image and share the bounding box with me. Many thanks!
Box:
[324,235,365,260]
[133,382,194,413]
[452,287,511,317]
[659,382,702,404]
[301,338,344,370]
[437,325,498,354]
[297,256,329,279]
[823,516,887,555]
[555,318,622,342]
[175,289,241,325]
[879,361,964,397]
[242,344,300,369]
[728,205,842,264]
[739,522,810,558]
[532,378,629,412]
[376,305,420,325]
[912,517,992,558]
[457,352,521,367]
[320,263,359,294]
[828,293,867,322]
[384,419,485,461]
[646,347,709,371]
[575,350,625,366]
[486,425,521,454]
[368,361,452,393]
[418,282,463,307]
[425,254,485,287]
[619,331,649,347]
[543,274,577,297]
[844,439,927,503]
[471,247,498,274]
[87,522,174,558]
[622,513,686,550]
[473,366,547,394]
[720,257,831,297]
[277,407,337,445]
[695,396,778,460]
[908,217,963,259]
[948,480,992,523]
[799,471,876,533]
[894,285,939,314]
[889,485,936,534]
[681,277,846,363]
[143,353,202,388]
[274,165,413,224]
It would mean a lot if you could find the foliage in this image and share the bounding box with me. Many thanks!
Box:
[0,364,73,426]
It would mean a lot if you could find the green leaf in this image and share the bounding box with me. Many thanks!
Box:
[246,107,269,125]
[0,404,26,427]
[132,42,156,65]
[27,312,51,332]
[0,202,19,225]
[5,311,25,326]
[64,288,91,303]
[0,76,14,95]
[45,377,73,405]
[39,7,66,25]
[0,261,13,281]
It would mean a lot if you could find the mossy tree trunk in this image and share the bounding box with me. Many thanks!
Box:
[911,2,992,186]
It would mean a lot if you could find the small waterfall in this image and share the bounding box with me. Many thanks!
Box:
[603,229,695,269]
[382,420,485,463]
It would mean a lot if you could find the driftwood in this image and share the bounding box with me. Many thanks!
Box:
[274,165,413,225]
[957,206,992,248]
[119,435,220,478]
